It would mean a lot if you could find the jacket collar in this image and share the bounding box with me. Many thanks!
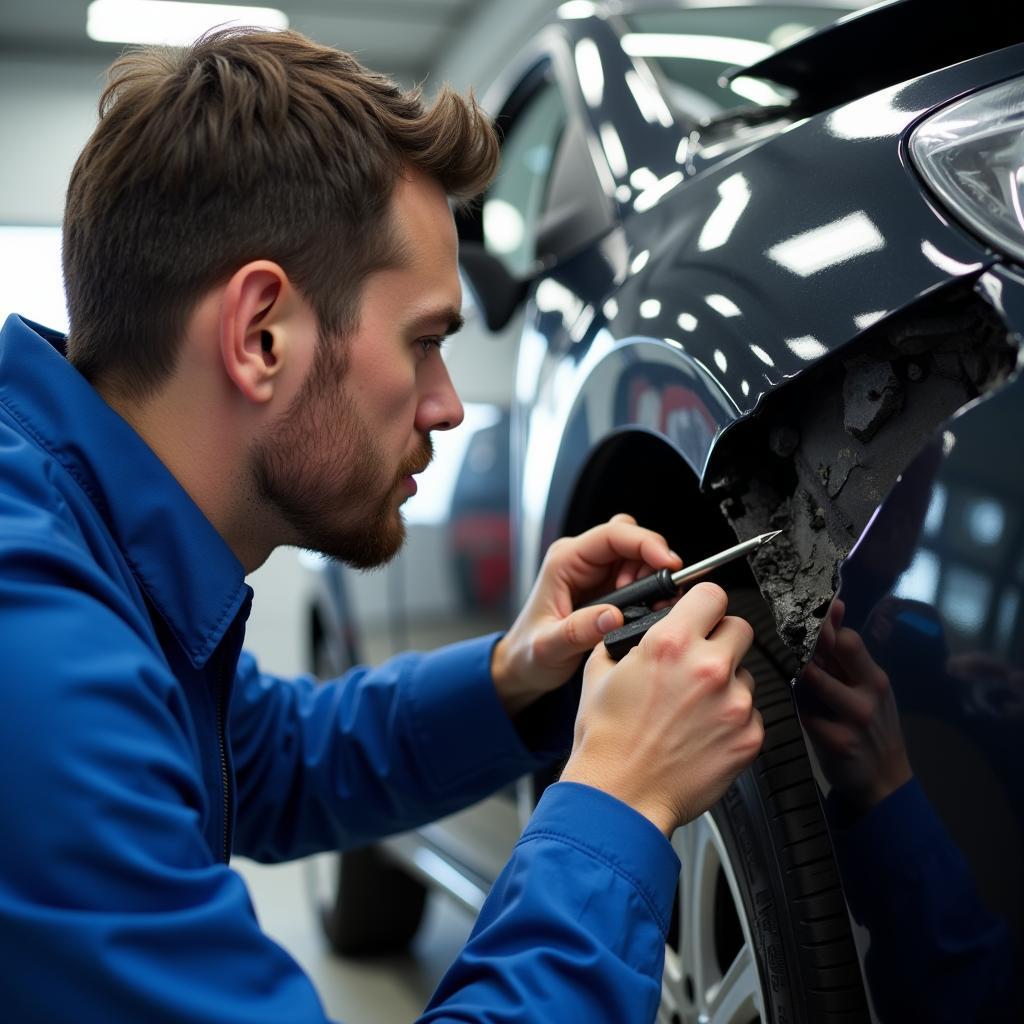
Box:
[0,315,250,667]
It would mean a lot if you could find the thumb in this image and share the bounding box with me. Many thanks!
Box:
[539,605,623,665]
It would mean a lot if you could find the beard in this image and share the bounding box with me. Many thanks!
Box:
[250,337,432,569]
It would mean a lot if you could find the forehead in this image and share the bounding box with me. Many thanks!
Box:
[390,167,458,264]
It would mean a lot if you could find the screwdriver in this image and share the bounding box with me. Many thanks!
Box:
[588,530,782,660]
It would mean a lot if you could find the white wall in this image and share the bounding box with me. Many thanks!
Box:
[0,55,107,225]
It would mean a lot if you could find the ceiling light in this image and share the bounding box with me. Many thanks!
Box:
[87,0,288,46]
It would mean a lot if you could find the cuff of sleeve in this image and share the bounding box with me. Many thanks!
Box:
[405,633,543,792]
[522,781,680,936]
[826,777,944,913]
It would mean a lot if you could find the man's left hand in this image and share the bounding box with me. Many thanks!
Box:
[490,513,681,716]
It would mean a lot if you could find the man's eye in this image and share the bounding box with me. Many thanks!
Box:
[417,336,445,356]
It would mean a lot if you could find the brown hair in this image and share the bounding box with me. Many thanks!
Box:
[63,28,498,400]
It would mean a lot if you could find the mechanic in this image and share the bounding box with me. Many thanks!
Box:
[0,28,763,1024]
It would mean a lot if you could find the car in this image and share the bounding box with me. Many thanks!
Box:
[304,1,1024,1020]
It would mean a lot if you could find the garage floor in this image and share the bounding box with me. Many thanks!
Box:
[235,855,475,1022]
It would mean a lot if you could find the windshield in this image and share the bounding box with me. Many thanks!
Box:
[620,5,852,119]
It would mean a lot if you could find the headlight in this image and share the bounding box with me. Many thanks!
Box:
[910,77,1024,265]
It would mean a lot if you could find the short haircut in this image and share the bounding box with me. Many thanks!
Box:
[63,28,499,400]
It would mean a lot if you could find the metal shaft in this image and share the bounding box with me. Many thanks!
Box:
[669,530,781,588]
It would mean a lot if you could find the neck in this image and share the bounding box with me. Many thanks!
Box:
[97,378,280,574]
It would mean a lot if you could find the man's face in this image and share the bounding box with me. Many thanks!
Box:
[251,170,465,567]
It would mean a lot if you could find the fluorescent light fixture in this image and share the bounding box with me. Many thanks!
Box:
[622,33,773,68]
[87,0,288,46]
[767,211,885,277]
[624,69,674,128]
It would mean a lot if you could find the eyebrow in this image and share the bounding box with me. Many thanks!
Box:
[409,306,465,338]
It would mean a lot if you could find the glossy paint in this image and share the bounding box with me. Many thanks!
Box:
[798,267,1024,1021]
[513,11,1024,587]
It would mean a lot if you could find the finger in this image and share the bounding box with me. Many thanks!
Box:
[708,614,755,668]
[614,559,646,590]
[735,666,755,696]
[609,512,637,526]
[800,659,870,721]
[565,521,681,581]
[535,604,624,667]
[673,581,730,638]
[833,627,887,689]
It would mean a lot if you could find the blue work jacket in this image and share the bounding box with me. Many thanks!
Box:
[0,315,679,1023]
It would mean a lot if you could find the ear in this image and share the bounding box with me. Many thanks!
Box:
[219,261,291,405]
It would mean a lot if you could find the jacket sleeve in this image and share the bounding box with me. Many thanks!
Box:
[420,782,680,1024]
[229,637,575,861]
[0,537,331,1024]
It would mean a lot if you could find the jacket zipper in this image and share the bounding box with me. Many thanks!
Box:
[216,649,233,864]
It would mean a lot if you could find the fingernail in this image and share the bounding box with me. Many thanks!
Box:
[668,550,682,565]
[597,609,619,632]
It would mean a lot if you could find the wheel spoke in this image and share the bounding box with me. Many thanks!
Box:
[707,944,760,1024]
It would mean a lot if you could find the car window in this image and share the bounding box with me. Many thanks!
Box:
[483,80,567,277]
[621,5,851,117]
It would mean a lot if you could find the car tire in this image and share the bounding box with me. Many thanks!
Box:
[660,589,869,1024]
[310,846,429,957]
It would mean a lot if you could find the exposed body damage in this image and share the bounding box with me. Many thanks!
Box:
[708,285,1019,661]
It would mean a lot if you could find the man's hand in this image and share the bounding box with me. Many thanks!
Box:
[798,598,912,815]
[560,582,763,837]
[490,513,681,716]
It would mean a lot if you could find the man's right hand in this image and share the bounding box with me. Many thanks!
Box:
[559,582,763,837]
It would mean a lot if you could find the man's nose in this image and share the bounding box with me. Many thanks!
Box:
[416,358,464,433]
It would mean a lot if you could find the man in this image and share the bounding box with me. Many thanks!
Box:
[0,28,762,1023]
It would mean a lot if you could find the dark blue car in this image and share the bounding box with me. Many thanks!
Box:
[305,2,1024,1019]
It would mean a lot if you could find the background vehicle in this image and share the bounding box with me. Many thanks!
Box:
[306,1,1024,1019]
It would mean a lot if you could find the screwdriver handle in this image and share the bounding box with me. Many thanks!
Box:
[603,606,672,660]
[585,568,678,611]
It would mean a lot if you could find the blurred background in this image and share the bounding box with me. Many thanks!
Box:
[0,0,564,1019]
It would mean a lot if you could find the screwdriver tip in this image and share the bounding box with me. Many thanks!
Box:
[760,529,783,544]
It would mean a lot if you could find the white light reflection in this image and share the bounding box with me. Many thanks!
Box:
[640,298,661,318]
[675,137,689,165]
[575,38,604,107]
[854,310,886,331]
[621,33,772,67]
[749,343,774,366]
[665,337,685,351]
[827,101,924,141]
[630,249,650,274]
[615,184,632,202]
[768,211,885,277]
[624,69,674,128]
[599,122,628,178]
[713,349,728,372]
[630,166,659,191]
[894,549,940,604]
[920,239,984,276]
[741,379,751,396]
[482,199,525,255]
[535,278,583,326]
[634,171,683,213]
[558,0,597,18]
[698,173,751,252]
[729,76,791,107]
[786,335,828,360]
[966,498,1005,546]
[677,312,698,332]
[705,293,741,318]
[603,298,619,320]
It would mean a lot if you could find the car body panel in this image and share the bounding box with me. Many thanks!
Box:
[799,266,1024,1019]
